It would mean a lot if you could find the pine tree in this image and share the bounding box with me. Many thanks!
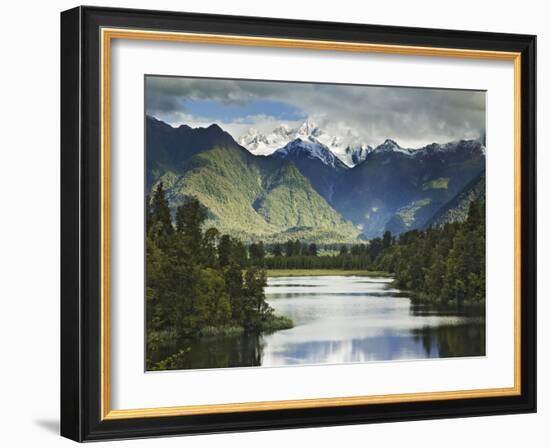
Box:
[293,240,302,256]
[234,241,248,268]
[272,243,283,257]
[224,264,244,321]
[203,227,220,267]
[308,243,318,257]
[175,197,207,241]
[285,239,294,257]
[382,230,393,249]
[149,182,173,238]
[218,235,233,267]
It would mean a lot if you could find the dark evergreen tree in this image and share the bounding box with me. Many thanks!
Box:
[382,230,393,249]
[249,241,265,266]
[218,235,232,267]
[149,182,173,239]
[203,227,220,268]
[308,243,318,257]
[234,241,248,268]
[224,264,245,321]
[272,243,283,257]
[293,240,302,256]
[145,185,293,371]
[285,239,294,257]
[175,197,207,256]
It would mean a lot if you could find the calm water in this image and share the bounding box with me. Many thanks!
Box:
[161,275,485,370]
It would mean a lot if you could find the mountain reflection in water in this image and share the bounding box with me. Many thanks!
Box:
[151,275,485,370]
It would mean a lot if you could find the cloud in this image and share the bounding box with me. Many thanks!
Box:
[145,76,485,148]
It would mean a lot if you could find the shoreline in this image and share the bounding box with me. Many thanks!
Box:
[265,268,392,278]
[192,314,295,339]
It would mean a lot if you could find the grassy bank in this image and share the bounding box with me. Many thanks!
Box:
[196,314,294,338]
[265,269,392,278]
[259,315,294,332]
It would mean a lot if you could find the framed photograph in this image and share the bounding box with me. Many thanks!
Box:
[60,6,536,441]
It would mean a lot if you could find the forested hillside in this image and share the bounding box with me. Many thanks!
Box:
[146,117,486,242]
[145,183,292,370]
[148,116,359,244]
[264,200,486,307]
[424,172,486,228]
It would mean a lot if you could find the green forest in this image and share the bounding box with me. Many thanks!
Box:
[146,181,485,369]
[145,183,293,371]
[377,199,485,307]
[264,200,486,307]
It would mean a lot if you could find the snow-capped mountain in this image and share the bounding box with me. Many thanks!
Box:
[270,137,348,203]
[238,119,486,168]
[331,138,486,239]
[272,137,348,170]
[146,115,486,241]
[237,125,294,155]
[238,119,371,166]
[345,144,373,165]
[371,139,415,156]
[421,139,486,156]
[364,138,486,159]
[295,119,323,138]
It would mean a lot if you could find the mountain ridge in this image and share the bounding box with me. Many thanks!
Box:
[238,119,371,166]
[424,172,486,228]
[147,117,360,243]
[147,116,486,241]
[331,138,486,238]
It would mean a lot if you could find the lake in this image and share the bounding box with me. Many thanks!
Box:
[162,275,485,370]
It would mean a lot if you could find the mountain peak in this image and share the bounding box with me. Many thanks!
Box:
[383,138,399,147]
[194,123,234,141]
[376,138,401,150]
[207,123,223,132]
[373,138,413,155]
[421,139,486,156]
[238,119,368,166]
[273,137,346,170]
[274,124,290,133]
[297,119,321,137]
[345,144,373,165]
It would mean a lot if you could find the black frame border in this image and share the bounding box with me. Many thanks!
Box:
[60,6,536,442]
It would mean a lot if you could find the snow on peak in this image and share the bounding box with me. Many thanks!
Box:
[419,139,486,156]
[367,138,486,159]
[273,124,292,136]
[296,119,321,138]
[273,137,344,168]
[372,139,413,155]
[238,129,269,147]
[345,144,373,165]
[383,138,399,147]
[238,119,369,166]
[238,120,486,165]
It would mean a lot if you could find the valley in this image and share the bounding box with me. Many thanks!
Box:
[143,77,487,372]
[146,115,486,243]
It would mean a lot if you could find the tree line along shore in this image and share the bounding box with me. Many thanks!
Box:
[146,182,485,369]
